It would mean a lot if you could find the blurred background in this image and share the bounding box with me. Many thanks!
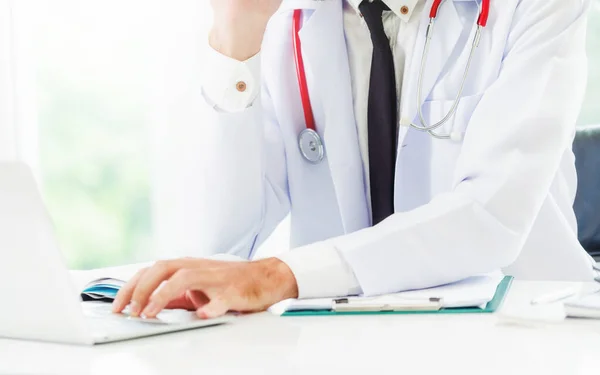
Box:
[4,0,600,269]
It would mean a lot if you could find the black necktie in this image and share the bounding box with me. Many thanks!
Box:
[359,0,397,225]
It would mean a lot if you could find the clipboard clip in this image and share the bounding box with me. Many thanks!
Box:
[332,297,444,313]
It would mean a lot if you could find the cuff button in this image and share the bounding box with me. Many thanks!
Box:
[236,81,247,92]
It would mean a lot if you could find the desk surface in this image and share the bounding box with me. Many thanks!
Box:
[1,280,600,375]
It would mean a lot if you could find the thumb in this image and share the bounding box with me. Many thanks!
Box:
[196,297,228,319]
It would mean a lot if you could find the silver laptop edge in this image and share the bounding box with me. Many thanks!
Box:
[0,162,231,345]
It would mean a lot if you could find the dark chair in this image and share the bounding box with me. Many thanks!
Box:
[573,124,600,261]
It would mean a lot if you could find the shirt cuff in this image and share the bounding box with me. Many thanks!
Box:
[201,45,261,113]
[276,242,363,299]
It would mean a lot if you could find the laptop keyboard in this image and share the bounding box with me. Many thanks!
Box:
[82,301,212,339]
[82,302,166,340]
[81,302,231,343]
[83,302,169,324]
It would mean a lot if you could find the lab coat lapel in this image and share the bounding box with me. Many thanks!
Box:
[403,0,465,122]
[298,0,371,232]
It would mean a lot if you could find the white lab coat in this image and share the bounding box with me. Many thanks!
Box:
[195,0,596,295]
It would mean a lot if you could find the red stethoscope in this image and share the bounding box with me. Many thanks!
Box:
[293,0,490,163]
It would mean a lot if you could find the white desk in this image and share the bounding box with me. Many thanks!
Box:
[1,280,600,375]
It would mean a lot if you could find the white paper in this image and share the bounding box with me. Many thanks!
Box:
[270,298,334,315]
[392,272,505,308]
[271,271,505,314]
[564,290,600,310]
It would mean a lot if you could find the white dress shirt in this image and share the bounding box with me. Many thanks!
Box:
[202,0,424,298]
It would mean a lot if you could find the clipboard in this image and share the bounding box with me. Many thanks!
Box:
[282,276,513,316]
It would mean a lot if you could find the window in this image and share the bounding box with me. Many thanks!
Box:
[9,1,600,269]
[30,0,216,268]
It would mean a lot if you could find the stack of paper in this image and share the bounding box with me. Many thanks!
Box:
[564,290,600,319]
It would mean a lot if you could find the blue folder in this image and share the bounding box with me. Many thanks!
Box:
[81,279,124,302]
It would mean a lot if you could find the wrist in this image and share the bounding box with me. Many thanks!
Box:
[256,258,299,301]
[209,22,267,61]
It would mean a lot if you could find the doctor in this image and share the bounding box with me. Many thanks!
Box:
[113,0,596,319]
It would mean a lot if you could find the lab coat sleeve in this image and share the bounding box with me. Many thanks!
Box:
[277,243,363,298]
[202,46,261,112]
[195,46,291,259]
[284,0,592,296]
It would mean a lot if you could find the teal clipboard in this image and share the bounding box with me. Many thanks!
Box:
[282,276,513,317]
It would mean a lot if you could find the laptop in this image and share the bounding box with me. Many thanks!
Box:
[0,162,232,345]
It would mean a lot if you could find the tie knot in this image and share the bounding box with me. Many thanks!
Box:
[359,1,390,37]
[359,0,390,16]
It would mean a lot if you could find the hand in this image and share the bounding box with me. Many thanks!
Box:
[111,257,298,319]
[209,0,283,61]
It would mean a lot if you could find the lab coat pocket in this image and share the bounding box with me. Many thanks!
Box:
[418,93,483,142]
[419,93,483,196]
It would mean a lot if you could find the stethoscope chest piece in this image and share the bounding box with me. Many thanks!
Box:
[298,128,324,164]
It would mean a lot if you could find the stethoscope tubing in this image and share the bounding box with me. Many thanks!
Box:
[293,0,491,162]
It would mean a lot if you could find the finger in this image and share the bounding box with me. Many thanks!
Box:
[112,268,147,313]
[143,269,203,318]
[162,294,193,311]
[188,290,210,309]
[196,297,229,319]
[164,291,209,310]
[130,261,179,317]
